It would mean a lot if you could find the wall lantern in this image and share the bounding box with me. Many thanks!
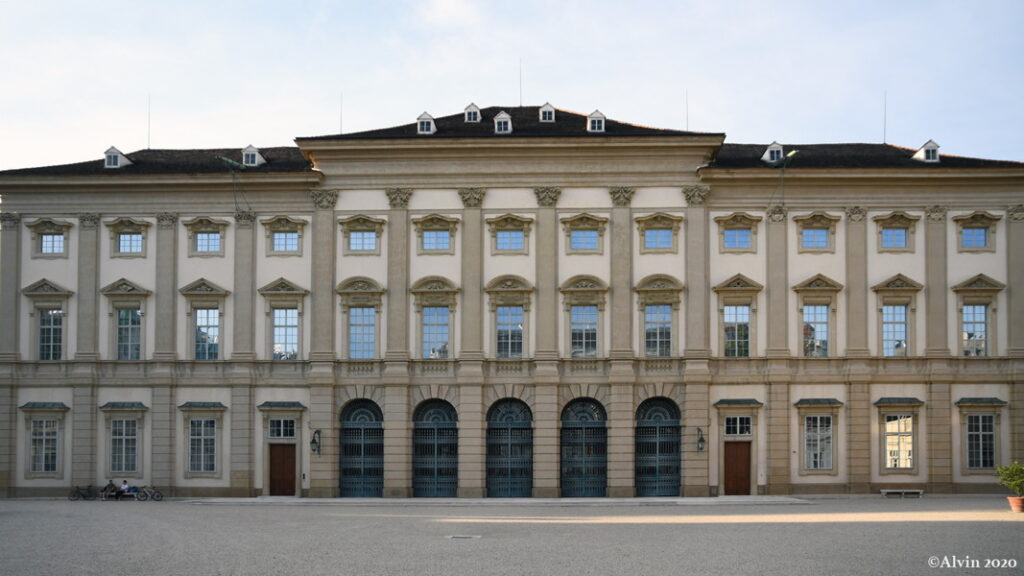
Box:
[310,429,322,456]
[696,427,706,452]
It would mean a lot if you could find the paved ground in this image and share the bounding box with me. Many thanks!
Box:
[1,495,1021,576]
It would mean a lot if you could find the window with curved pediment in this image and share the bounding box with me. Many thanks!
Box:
[27,218,73,259]
[872,211,919,254]
[261,216,307,257]
[634,275,683,357]
[340,215,385,256]
[183,217,229,258]
[413,214,459,255]
[412,277,459,359]
[105,217,150,258]
[714,212,761,254]
[635,212,683,254]
[794,212,840,254]
[486,214,533,256]
[561,213,608,255]
[259,278,309,360]
[337,277,385,359]
[953,211,1001,253]
[22,279,73,361]
[560,275,607,358]
[486,276,534,359]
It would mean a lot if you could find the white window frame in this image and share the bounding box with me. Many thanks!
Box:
[561,213,608,255]
[793,212,840,254]
[494,111,512,134]
[953,211,1001,253]
[560,275,607,359]
[873,211,919,254]
[339,215,385,257]
[412,277,458,360]
[180,278,230,361]
[957,398,1005,476]
[539,103,555,122]
[795,399,842,476]
[261,216,307,257]
[485,275,533,360]
[714,212,761,254]
[634,274,682,358]
[794,274,842,358]
[872,274,922,358]
[100,402,148,479]
[412,214,459,255]
[22,279,73,362]
[105,217,151,259]
[952,274,1004,358]
[100,279,151,361]
[26,218,73,259]
[587,111,606,133]
[258,278,309,361]
[636,212,683,255]
[183,217,229,258]
[180,403,225,479]
[337,277,385,361]
[713,274,763,359]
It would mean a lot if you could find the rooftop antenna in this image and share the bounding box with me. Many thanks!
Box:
[883,89,887,143]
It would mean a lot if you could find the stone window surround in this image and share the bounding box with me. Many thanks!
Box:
[22,279,74,362]
[412,213,459,256]
[875,397,923,476]
[793,274,843,358]
[794,399,842,476]
[105,217,151,259]
[953,211,1001,253]
[956,398,1006,476]
[634,274,683,357]
[713,399,762,496]
[872,211,920,254]
[411,276,459,360]
[485,213,533,256]
[179,278,231,361]
[337,277,386,360]
[261,215,307,257]
[793,211,841,254]
[713,274,763,358]
[20,402,69,480]
[339,214,386,257]
[714,212,761,254]
[257,402,306,496]
[871,274,923,358]
[561,212,608,255]
[258,278,309,361]
[485,275,534,359]
[179,402,226,479]
[952,274,1005,357]
[182,216,230,258]
[100,402,148,479]
[26,217,73,259]
[100,279,152,361]
[560,275,607,359]
[636,212,684,254]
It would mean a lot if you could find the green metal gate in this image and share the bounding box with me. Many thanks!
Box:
[340,400,384,497]
[413,400,458,497]
[560,398,607,497]
[486,399,533,498]
[635,397,681,497]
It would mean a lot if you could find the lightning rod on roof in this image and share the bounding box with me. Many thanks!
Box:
[686,89,689,131]
[883,89,887,144]
[340,92,344,134]
[147,94,151,149]
[519,57,523,107]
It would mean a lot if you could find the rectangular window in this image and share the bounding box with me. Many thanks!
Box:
[966,414,995,469]
[194,308,220,360]
[723,228,751,249]
[962,305,987,357]
[38,309,63,361]
[496,120,510,133]
[30,419,58,473]
[272,308,299,360]
[570,230,599,251]
[723,305,750,358]
[541,110,554,121]
[105,154,119,168]
[496,306,524,358]
[466,111,479,122]
[881,305,908,357]
[804,415,833,470]
[116,308,142,360]
[110,419,138,473]
[269,418,296,439]
[570,305,598,358]
[589,119,604,131]
[418,120,432,133]
[880,228,908,248]
[643,229,672,250]
[802,305,829,357]
[724,416,752,436]
[243,152,257,165]
[644,305,672,357]
[349,231,377,252]
[40,234,65,254]
[496,230,524,251]
[884,414,913,469]
[961,227,988,248]
[422,306,450,359]
[801,228,828,249]
[348,307,376,359]
[118,233,143,254]
[422,230,451,251]
[189,419,216,473]
[195,232,221,253]
[272,232,299,252]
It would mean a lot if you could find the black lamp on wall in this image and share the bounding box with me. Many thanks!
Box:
[696,428,706,452]
[310,429,322,456]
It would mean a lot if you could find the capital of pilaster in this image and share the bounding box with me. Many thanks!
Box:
[78,213,100,229]
[767,204,787,223]
[458,188,487,208]
[156,212,178,228]
[609,187,635,207]
[682,184,710,206]
[0,212,20,231]
[925,205,947,222]
[235,210,257,228]
[845,206,866,223]
[1008,204,1024,223]
[533,187,561,207]
[311,189,339,210]
[386,188,413,209]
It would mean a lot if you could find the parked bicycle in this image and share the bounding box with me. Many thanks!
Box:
[67,485,98,501]
[135,485,164,501]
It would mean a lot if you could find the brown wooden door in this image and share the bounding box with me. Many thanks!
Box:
[723,441,751,495]
[269,444,296,496]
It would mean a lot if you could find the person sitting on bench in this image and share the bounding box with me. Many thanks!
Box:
[116,480,129,500]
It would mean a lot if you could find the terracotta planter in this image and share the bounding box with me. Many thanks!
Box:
[1009,496,1024,512]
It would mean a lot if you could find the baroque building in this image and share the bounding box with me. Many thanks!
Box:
[1,105,1022,498]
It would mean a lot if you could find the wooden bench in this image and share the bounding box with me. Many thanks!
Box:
[880,489,923,498]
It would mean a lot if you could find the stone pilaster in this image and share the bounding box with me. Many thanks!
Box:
[845,207,869,356]
[457,384,485,497]
[458,188,486,368]
[75,213,101,361]
[384,189,412,373]
[383,384,411,497]
[532,382,559,497]
[71,386,97,486]
[309,189,338,362]
[924,206,949,356]
[606,187,635,497]
[0,212,21,361]
[846,380,871,492]
[231,211,257,361]
[683,185,710,357]
[1012,370,1024,463]
[150,385,175,493]
[765,205,789,357]
[307,383,337,497]
[926,377,953,493]
[532,187,561,497]
[229,386,254,496]
[153,213,178,361]
[607,382,635,497]
[682,382,710,497]
[1007,205,1024,358]
[766,381,791,494]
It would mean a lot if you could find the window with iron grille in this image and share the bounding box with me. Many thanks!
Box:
[189,419,216,473]
[570,305,598,358]
[38,309,63,361]
[269,419,296,438]
[804,415,832,470]
[496,306,523,358]
[643,305,672,357]
[966,414,995,469]
[348,307,376,359]
[30,419,58,473]
[422,306,450,359]
[723,305,750,357]
[117,308,142,360]
[882,305,908,357]
[724,416,751,436]
[884,414,914,469]
[110,419,138,473]
[194,308,219,360]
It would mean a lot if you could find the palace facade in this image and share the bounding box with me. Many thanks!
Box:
[1,104,1022,497]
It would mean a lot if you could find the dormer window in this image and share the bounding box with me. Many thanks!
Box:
[464,103,481,123]
[587,110,606,133]
[762,142,785,164]
[241,145,265,167]
[925,149,937,161]
[912,140,940,163]
[103,146,132,169]
[106,154,119,168]
[539,103,555,122]
[769,149,782,162]
[494,111,512,134]
[417,112,436,135]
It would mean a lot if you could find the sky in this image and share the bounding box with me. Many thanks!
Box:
[1,0,1022,171]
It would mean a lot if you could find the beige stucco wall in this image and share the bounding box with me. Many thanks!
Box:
[946,210,1007,356]
[869,384,928,484]
[707,210,767,357]
[175,388,232,488]
[254,213,313,360]
[788,210,847,356]
[865,210,927,356]
[15,387,74,488]
[95,387,153,485]
[98,217,158,360]
[18,218,80,360]
[788,385,849,484]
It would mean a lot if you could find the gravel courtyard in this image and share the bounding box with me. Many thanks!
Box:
[1,495,1021,576]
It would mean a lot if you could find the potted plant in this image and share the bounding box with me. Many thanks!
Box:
[996,461,1024,512]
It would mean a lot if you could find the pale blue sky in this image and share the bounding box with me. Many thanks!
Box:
[2,0,1021,170]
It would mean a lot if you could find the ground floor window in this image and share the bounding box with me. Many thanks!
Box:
[189,419,217,473]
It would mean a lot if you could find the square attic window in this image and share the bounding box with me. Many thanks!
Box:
[105,154,119,168]
[243,152,258,166]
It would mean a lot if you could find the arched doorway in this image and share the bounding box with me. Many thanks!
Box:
[560,398,607,497]
[486,399,533,497]
[413,400,458,497]
[340,400,384,497]
[635,397,681,497]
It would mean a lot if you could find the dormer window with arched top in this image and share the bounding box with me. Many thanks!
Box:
[417,112,436,135]
[494,111,512,134]
[464,103,481,123]
[540,103,555,123]
[587,110,606,133]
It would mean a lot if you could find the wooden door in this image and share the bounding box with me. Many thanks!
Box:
[269,444,296,496]
[723,441,751,495]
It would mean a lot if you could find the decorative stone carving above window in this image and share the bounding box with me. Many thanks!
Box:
[486,214,533,256]
[794,211,841,254]
[713,273,764,299]
[258,277,309,314]
[872,211,920,253]
[261,215,307,257]
[412,213,459,255]
[485,275,534,310]
[100,278,152,299]
[105,217,151,258]
[560,275,608,310]
[458,188,486,208]
[336,277,385,310]
[386,188,412,209]
[561,213,608,255]
[634,274,683,309]
[953,211,1002,253]
[714,212,761,254]
[682,184,710,206]
[339,215,386,256]
[534,187,561,207]
[26,218,73,259]
[608,187,635,207]
[182,216,229,258]
[793,274,843,296]
[179,278,231,311]
[411,276,459,310]
[635,212,683,254]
